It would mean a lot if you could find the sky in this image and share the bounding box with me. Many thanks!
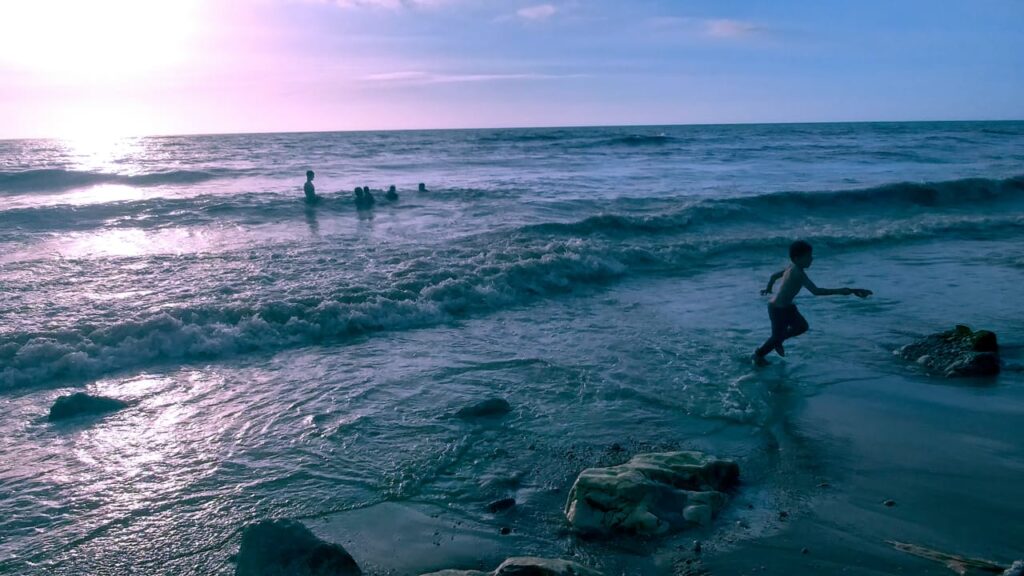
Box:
[0,0,1022,138]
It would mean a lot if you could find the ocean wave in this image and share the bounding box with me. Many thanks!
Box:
[0,168,240,194]
[3,210,1023,390]
[0,190,413,233]
[532,175,1024,237]
[748,175,1024,209]
[0,241,628,389]
[600,134,675,147]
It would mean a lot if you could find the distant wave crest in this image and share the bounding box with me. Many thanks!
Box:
[534,175,1024,237]
[0,168,237,194]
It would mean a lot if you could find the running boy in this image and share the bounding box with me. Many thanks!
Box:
[753,240,872,366]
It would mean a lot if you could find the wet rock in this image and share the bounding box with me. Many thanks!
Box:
[487,498,517,513]
[883,499,896,507]
[897,325,1000,377]
[48,393,129,422]
[499,527,511,535]
[419,556,603,576]
[236,519,361,576]
[563,451,739,537]
[455,398,512,419]
[1004,560,1024,576]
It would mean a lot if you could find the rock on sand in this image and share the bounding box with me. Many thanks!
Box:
[564,451,739,537]
[236,519,361,576]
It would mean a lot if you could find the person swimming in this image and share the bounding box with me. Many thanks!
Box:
[385,185,398,201]
[418,182,428,193]
[354,186,375,209]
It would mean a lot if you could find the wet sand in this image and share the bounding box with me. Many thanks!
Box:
[311,354,1024,575]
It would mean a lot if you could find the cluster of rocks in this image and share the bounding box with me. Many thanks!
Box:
[897,325,1000,377]
[235,520,605,576]
[234,446,740,575]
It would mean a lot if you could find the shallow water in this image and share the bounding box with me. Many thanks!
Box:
[1,122,1023,574]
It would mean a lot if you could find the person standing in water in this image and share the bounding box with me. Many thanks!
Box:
[303,170,318,203]
[753,240,872,366]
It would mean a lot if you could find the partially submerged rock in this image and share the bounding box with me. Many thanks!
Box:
[487,497,516,513]
[455,398,512,419]
[563,451,739,537]
[897,325,1000,377]
[420,556,603,576]
[48,392,129,422]
[236,519,361,576]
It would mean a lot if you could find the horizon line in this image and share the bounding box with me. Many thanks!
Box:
[2,117,1022,142]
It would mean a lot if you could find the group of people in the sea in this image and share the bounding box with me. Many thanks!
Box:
[303,170,427,208]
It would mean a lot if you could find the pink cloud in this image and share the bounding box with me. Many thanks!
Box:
[703,19,761,39]
[517,4,557,21]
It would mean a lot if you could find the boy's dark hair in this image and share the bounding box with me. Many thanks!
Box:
[306,170,314,179]
[789,240,813,260]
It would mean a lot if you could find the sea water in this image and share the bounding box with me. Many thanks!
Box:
[1,122,1023,574]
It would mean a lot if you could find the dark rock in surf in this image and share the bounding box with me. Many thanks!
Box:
[236,519,361,576]
[419,556,603,576]
[48,393,129,422]
[564,451,739,537]
[456,398,512,419]
[487,497,516,513]
[897,325,1000,377]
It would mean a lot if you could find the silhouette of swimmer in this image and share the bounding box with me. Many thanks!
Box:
[303,170,318,203]
[385,185,398,201]
[354,186,375,209]
[418,182,429,193]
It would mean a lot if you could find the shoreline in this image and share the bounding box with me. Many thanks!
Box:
[306,353,1024,575]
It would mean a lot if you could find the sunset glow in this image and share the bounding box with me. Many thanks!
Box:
[0,0,1021,139]
[0,0,201,81]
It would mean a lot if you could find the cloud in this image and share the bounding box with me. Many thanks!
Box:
[321,0,453,10]
[364,70,581,84]
[646,16,764,40]
[517,4,557,21]
[703,19,761,39]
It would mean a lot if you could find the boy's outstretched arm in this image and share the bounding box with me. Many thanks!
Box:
[760,270,785,295]
[802,275,872,298]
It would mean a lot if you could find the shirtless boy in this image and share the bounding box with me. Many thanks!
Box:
[754,240,872,366]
